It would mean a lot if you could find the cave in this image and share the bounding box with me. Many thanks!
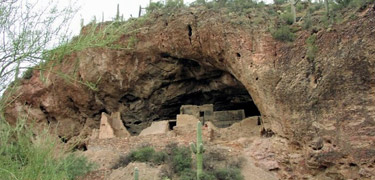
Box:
[158,85,260,119]
[118,55,261,134]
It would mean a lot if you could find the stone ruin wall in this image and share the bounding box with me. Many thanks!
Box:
[179,104,247,128]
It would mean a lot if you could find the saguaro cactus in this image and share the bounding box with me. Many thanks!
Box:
[324,0,330,19]
[190,121,204,180]
[134,167,139,180]
[291,0,296,24]
[116,4,120,21]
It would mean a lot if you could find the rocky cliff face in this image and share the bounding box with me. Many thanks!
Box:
[4,5,375,179]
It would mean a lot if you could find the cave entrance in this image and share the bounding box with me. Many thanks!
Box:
[154,57,261,127]
[120,56,261,134]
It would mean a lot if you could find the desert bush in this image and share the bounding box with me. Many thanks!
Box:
[153,151,168,164]
[312,2,324,11]
[172,146,192,174]
[272,26,296,42]
[113,146,168,169]
[303,11,313,30]
[179,169,215,180]
[200,172,216,180]
[214,168,244,180]
[306,34,318,61]
[165,0,185,9]
[146,1,164,12]
[227,0,257,13]
[273,0,288,5]
[228,157,247,169]
[0,118,95,180]
[332,0,374,11]
[203,151,226,171]
[296,2,305,11]
[129,146,156,162]
[281,12,294,25]
[349,0,375,8]
[160,143,193,178]
[59,153,96,180]
[179,169,196,180]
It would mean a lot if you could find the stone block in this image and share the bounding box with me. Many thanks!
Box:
[176,114,199,127]
[213,109,245,127]
[139,121,169,136]
[98,112,130,139]
[180,104,214,122]
[99,113,115,139]
[111,112,131,138]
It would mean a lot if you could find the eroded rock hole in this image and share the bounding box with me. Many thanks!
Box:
[73,143,88,151]
[58,135,68,143]
[187,24,192,44]
[119,57,261,134]
[349,163,357,167]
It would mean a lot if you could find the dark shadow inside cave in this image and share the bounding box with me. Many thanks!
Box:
[119,55,261,134]
[151,57,260,121]
[157,87,260,120]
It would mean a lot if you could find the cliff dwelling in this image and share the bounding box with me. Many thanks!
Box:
[118,57,261,134]
[179,104,249,128]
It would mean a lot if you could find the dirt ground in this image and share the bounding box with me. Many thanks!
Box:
[80,117,282,180]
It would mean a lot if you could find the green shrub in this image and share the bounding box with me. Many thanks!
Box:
[146,1,164,12]
[0,118,95,180]
[60,153,96,180]
[179,169,196,180]
[203,151,226,171]
[306,34,318,61]
[179,169,216,180]
[129,146,155,162]
[227,0,257,13]
[113,146,167,169]
[272,26,295,42]
[281,12,294,25]
[273,0,288,5]
[350,0,375,8]
[214,168,244,180]
[165,0,185,9]
[127,35,138,49]
[153,151,168,164]
[200,172,216,180]
[303,11,313,30]
[172,146,192,174]
[312,3,324,11]
[335,0,352,7]
[228,157,246,169]
[296,2,305,11]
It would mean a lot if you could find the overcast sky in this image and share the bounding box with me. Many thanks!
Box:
[70,0,273,35]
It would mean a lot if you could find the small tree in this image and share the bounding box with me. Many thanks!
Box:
[0,0,76,92]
